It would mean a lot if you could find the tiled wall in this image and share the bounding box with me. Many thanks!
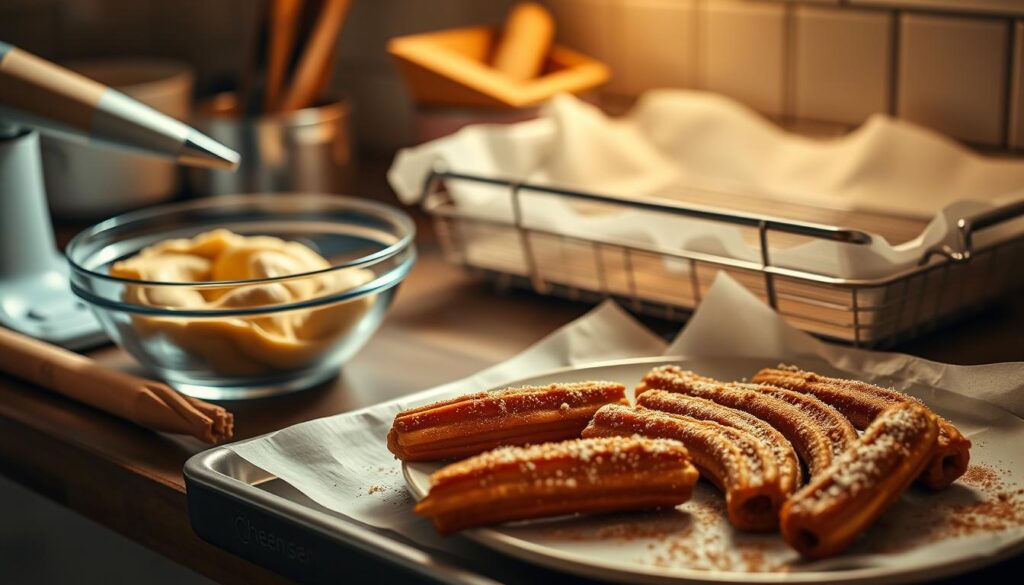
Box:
[0,0,258,88]
[1,0,1022,153]
[553,0,1024,152]
[0,0,520,151]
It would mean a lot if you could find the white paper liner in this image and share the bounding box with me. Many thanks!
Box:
[228,273,1024,580]
[388,91,1024,279]
[230,301,668,533]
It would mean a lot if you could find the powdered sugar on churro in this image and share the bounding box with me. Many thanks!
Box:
[585,403,771,489]
[430,435,691,488]
[638,390,801,490]
[789,402,934,516]
[394,381,625,432]
[642,367,856,477]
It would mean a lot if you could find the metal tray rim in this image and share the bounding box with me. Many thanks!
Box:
[184,355,1024,585]
[184,446,500,585]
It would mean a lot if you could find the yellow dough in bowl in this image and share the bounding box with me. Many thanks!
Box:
[111,229,376,376]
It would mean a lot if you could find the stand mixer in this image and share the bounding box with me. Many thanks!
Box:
[0,42,239,349]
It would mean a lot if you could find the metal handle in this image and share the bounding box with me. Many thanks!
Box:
[422,169,883,310]
[431,170,875,245]
[420,168,1024,287]
[921,198,1024,264]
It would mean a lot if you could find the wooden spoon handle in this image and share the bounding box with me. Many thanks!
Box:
[281,0,351,112]
[265,0,304,112]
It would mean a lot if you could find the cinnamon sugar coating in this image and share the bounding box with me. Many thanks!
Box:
[638,366,856,480]
[637,390,801,494]
[753,365,971,489]
[415,436,699,534]
[387,381,626,461]
[780,401,939,558]
[583,403,785,532]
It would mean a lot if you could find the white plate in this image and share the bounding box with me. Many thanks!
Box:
[403,356,1024,584]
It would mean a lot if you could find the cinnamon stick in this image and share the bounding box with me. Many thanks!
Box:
[0,327,233,443]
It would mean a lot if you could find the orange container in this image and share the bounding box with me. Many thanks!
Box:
[388,26,610,109]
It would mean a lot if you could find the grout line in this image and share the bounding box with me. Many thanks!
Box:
[783,2,797,124]
[888,9,901,116]
[1001,19,1016,149]
[599,0,1021,154]
[1011,21,1024,150]
[694,0,706,90]
[688,0,701,88]
[604,0,622,93]
[759,0,1023,22]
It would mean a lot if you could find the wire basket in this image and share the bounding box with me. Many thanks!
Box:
[421,170,1024,347]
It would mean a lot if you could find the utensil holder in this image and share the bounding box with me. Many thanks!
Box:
[189,93,353,196]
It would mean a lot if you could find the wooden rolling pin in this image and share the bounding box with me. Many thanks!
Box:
[0,326,233,443]
[490,2,555,82]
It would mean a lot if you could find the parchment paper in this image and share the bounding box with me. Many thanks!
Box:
[229,300,667,535]
[670,274,1024,417]
[228,273,1024,573]
[388,91,1024,279]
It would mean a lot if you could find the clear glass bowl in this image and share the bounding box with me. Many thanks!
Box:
[67,194,416,399]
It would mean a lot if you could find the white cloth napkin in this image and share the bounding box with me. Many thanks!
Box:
[388,91,1024,279]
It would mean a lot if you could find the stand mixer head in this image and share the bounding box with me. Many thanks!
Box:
[0,42,240,349]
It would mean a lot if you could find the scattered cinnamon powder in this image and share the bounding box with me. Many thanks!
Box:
[935,494,1024,538]
[542,495,789,573]
[739,545,770,573]
[367,485,386,495]
[870,463,1024,554]
[544,514,690,542]
[647,499,788,573]
[960,463,1001,491]
[922,464,1024,542]
[531,462,1024,573]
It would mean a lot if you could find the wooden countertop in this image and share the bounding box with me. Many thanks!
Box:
[1,191,1023,583]
[0,232,598,584]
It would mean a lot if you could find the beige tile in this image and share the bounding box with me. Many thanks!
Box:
[1011,22,1024,149]
[148,0,257,83]
[391,0,515,37]
[853,0,1024,18]
[57,0,156,57]
[343,0,517,67]
[547,0,627,93]
[700,0,787,116]
[547,0,610,57]
[793,6,891,126]
[0,0,60,58]
[898,13,1009,145]
[617,0,697,95]
[337,0,399,67]
[336,66,414,152]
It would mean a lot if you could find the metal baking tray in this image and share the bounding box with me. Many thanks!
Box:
[422,171,1024,348]
[184,446,594,585]
[183,387,1024,585]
